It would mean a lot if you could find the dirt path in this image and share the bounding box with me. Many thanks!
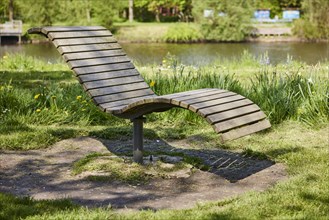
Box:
[0,137,286,210]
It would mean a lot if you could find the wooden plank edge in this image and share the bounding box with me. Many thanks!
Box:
[213,111,266,133]
[42,26,107,34]
[69,60,131,70]
[72,66,135,76]
[52,39,118,48]
[63,52,126,62]
[220,119,271,142]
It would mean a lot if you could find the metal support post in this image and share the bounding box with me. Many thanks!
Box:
[132,116,146,164]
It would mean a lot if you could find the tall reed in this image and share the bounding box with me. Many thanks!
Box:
[1,54,328,129]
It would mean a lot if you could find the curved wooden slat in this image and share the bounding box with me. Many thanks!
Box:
[100,95,157,110]
[58,43,122,54]
[48,30,112,40]
[28,26,271,142]
[28,26,106,35]
[83,75,145,90]
[189,95,245,112]
[74,62,135,75]
[170,90,226,106]
[68,56,130,69]
[63,50,126,61]
[213,111,266,133]
[221,120,271,142]
[179,91,235,109]
[198,99,254,117]
[206,104,260,124]
[53,37,117,47]
[78,69,140,83]
[88,82,150,97]
[94,89,155,104]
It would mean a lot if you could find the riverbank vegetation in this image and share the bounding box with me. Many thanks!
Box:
[0,54,328,219]
[292,0,329,40]
[1,0,328,42]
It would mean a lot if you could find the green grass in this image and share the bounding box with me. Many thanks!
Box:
[114,22,173,42]
[114,22,203,43]
[72,152,192,184]
[0,54,328,219]
[0,122,328,219]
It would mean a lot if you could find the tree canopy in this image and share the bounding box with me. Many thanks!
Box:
[0,0,126,27]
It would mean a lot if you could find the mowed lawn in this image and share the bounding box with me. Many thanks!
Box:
[0,54,328,219]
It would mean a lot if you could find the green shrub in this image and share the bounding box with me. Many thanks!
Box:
[200,0,253,42]
[292,19,322,40]
[163,23,203,43]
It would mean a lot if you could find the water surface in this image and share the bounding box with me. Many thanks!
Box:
[1,42,328,66]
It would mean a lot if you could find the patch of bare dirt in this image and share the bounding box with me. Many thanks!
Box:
[0,137,287,210]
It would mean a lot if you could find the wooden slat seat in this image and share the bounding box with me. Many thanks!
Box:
[28,26,271,145]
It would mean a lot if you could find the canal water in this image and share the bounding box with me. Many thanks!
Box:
[1,42,328,66]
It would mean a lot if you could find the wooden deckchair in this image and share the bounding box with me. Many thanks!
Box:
[28,26,271,163]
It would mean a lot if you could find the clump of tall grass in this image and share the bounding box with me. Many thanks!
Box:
[245,70,328,125]
[141,53,328,126]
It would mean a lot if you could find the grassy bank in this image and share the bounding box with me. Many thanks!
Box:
[113,22,202,43]
[23,22,318,43]
[0,54,328,219]
[113,22,302,43]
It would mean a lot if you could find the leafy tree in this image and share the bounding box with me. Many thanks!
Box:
[279,0,302,8]
[56,0,92,25]
[13,0,125,28]
[0,0,20,22]
[197,0,253,41]
[135,0,190,22]
[16,0,59,25]
[293,0,329,39]
[253,0,281,18]
[92,0,126,28]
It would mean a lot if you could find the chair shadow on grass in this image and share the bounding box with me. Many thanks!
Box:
[91,126,275,183]
[0,125,280,211]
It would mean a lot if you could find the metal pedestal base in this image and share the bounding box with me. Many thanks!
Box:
[132,116,146,164]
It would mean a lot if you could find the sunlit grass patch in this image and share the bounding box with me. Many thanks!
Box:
[72,152,194,184]
[0,192,76,220]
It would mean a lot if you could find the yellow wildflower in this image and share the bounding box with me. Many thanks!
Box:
[34,94,41,100]
[3,55,8,59]
[76,95,82,100]
[150,80,155,87]
[36,109,41,112]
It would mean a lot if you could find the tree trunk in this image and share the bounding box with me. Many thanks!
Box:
[155,8,160,22]
[85,0,91,23]
[9,0,14,21]
[129,0,134,22]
